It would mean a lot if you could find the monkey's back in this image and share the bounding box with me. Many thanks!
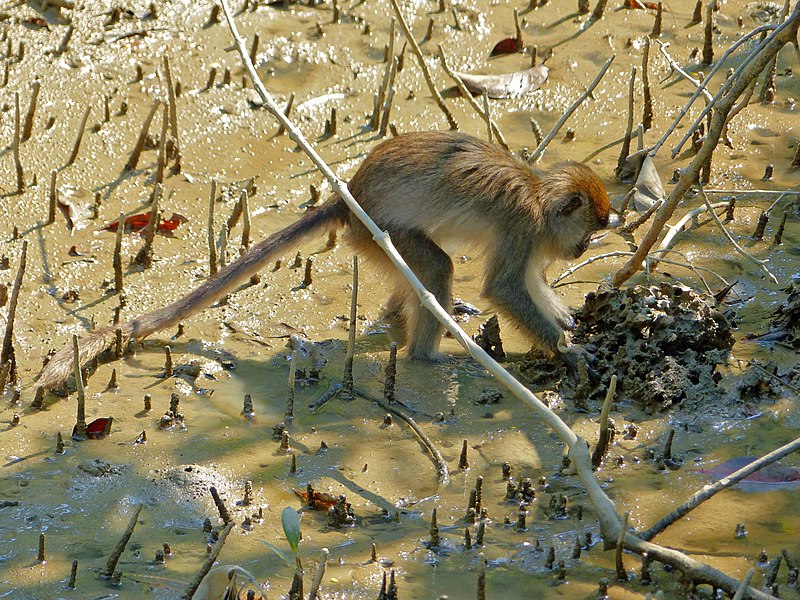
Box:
[346,131,545,254]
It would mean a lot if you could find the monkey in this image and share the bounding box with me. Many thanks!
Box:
[36,131,613,391]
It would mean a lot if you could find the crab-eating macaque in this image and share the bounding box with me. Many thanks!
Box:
[36,131,614,391]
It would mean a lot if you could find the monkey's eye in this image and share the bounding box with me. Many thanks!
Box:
[559,193,583,217]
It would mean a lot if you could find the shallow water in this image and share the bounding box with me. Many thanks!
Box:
[0,0,798,598]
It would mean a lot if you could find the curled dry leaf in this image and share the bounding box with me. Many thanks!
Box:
[453,65,548,99]
[632,155,665,212]
[489,36,523,57]
[74,417,113,439]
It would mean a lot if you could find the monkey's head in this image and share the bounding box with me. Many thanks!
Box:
[544,163,613,260]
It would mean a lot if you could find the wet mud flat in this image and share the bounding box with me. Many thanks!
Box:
[0,0,799,598]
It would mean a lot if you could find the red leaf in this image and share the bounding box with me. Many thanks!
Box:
[158,213,189,233]
[489,37,523,57]
[103,212,188,235]
[73,417,113,439]
[293,488,340,510]
[623,0,661,9]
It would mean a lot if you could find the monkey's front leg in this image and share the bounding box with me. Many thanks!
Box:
[483,256,591,378]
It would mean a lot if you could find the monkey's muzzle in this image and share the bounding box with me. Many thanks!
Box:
[574,235,592,258]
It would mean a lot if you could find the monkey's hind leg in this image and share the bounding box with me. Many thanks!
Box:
[381,286,411,348]
[391,230,453,361]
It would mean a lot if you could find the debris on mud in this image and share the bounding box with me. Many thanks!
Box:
[520,282,735,412]
[767,279,800,349]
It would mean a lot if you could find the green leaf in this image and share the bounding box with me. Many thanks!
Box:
[259,540,294,569]
[281,506,302,555]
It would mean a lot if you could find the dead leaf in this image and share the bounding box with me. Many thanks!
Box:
[632,155,665,212]
[489,36,523,57]
[453,65,548,99]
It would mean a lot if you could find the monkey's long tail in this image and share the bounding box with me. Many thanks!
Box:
[36,199,348,391]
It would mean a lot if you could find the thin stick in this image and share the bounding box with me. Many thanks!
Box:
[642,39,652,131]
[65,105,91,166]
[615,511,629,581]
[732,569,757,600]
[341,256,358,400]
[125,100,160,171]
[615,67,637,180]
[591,0,608,21]
[591,375,617,468]
[101,504,144,578]
[13,92,24,193]
[656,201,730,257]
[619,198,661,235]
[528,55,615,163]
[47,169,57,225]
[152,104,169,192]
[552,249,726,292]
[71,334,88,439]
[181,522,234,600]
[55,25,74,55]
[276,93,294,135]
[113,211,124,292]
[655,41,714,102]
[308,547,329,600]
[640,436,800,542]
[438,45,508,150]
[220,6,773,594]
[702,4,714,65]
[389,0,458,130]
[22,80,40,142]
[240,189,251,250]
[650,2,662,37]
[356,388,450,485]
[482,89,493,143]
[135,183,162,268]
[1,240,27,371]
[373,29,396,130]
[286,349,296,418]
[698,187,777,283]
[378,57,398,137]
[383,342,398,402]
[208,180,218,276]
[162,55,181,172]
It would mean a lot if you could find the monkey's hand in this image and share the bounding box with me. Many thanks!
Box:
[556,333,599,383]
[555,313,576,331]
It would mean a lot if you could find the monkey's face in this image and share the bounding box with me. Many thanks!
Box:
[545,163,612,260]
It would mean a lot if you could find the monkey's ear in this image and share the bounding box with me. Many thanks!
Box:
[559,193,583,217]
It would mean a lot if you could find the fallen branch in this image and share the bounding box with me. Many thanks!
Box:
[698,187,777,284]
[655,41,713,102]
[648,23,776,158]
[613,5,800,286]
[356,388,450,486]
[656,201,729,259]
[639,436,800,542]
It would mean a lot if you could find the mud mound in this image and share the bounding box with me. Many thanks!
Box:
[521,283,734,412]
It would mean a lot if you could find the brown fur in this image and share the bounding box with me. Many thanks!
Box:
[36,131,610,390]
